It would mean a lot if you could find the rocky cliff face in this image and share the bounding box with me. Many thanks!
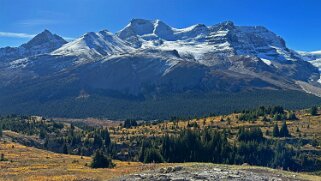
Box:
[0,19,320,117]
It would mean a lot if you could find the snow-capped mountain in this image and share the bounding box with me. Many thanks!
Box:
[0,30,67,63]
[1,19,319,89]
[52,30,133,63]
[0,19,320,118]
[117,19,297,64]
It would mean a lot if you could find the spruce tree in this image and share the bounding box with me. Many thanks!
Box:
[90,150,113,168]
[143,148,164,163]
[93,134,103,148]
[0,124,2,138]
[39,129,46,139]
[139,141,147,162]
[310,106,318,116]
[44,139,49,150]
[273,124,280,137]
[62,143,68,154]
[262,116,269,122]
[279,121,290,137]
[101,129,111,147]
[123,120,138,128]
[287,112,297,120]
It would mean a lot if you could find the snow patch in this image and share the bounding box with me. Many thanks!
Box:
[261,58,272,66]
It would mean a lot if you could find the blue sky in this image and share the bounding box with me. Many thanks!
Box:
[0,0,320,51]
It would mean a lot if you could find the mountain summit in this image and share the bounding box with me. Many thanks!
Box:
[0,30,67,63]
[52,29,133,62]
[21,29,67,51]
[0,19,320,118]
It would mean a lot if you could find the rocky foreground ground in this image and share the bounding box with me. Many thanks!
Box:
[115,164,305,181]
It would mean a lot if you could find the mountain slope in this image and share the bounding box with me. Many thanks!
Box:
[0,19,320,118]
[52,30,133,63]
[117,19,319,82]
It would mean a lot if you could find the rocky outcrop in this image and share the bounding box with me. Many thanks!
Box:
[116,164,304,181]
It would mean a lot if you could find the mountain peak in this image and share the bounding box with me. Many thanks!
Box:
[22,29,67,49]
[0,30,67,62]
[52,28,133,59]
[127,18,156,36]
[222,21,234,26]
[130,18,153,24]
[34,29,58,40]
[41,29,52,35]
[211,21,235,31]
[98,29,113,36]
[118,19,210,42]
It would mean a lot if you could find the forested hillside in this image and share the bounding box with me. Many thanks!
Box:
[1,105,321,174]
[1,90,321,119]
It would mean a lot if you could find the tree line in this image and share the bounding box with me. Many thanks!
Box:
[138,127,319,171]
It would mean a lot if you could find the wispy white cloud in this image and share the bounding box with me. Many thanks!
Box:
[0,32,36,38]
[0,31,74,41]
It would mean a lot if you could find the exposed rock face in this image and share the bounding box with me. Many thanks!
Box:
[116,165,303,181]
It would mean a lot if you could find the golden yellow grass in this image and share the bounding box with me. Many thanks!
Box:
[1,109,321,180]
[0,141,171,181]
[112,110,321,144]
[0,141,320,181]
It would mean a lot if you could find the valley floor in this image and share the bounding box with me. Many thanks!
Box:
[0,141,320,181]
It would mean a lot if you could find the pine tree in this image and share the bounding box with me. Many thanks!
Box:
[44,139,49,150]
[287,112,297,120]
[143,148,164,163]
[139,141,147,162]
[279,121,290,137]
[273,124,280,137]
[101,129,111,147]
[0,124,3,138]
[39,129,46,139]
[90,150,113,168]
[310,106,318,116]
[123,120,138,128]
[62,143,68,154]
[262,116,269,122]
[273,114,282,121]
[93,134,103,148]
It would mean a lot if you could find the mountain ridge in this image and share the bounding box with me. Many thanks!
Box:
[0,19,321,118]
